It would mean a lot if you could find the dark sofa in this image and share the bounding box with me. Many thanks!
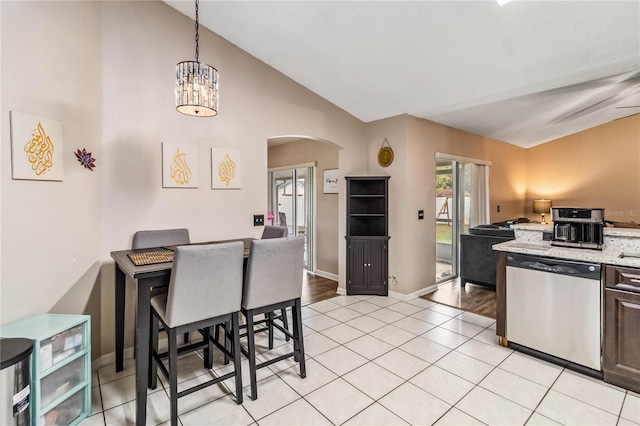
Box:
[459,225,515,288]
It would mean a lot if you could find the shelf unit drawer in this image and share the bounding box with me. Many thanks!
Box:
[40,388,86,426]
[39,324,86,372]
[40,355,87,408]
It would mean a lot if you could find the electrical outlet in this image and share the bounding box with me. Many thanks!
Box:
[497,205,501,212]
[418,210,424,220]
[253,215,264,226]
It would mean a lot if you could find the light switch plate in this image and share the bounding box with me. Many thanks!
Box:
[253,215,264,226]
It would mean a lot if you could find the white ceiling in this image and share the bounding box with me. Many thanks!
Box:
[164,0,640,148]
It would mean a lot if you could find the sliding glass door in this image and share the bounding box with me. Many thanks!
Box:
[435,160,472,283]
[268,166,315,271]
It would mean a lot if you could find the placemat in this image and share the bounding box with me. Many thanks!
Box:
[127,249,174,266]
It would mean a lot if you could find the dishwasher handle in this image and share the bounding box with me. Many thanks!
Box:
[506,253,601,280]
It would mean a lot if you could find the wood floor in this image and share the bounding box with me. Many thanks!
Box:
[301,272,339,305]
[421,278,497,319]
[301,273,496,321]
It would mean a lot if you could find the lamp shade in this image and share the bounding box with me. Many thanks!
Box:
[175,0,218,118]
[533,199,552,214]
[176,61,218,117]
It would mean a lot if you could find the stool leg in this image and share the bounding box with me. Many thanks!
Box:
[203,327,213,369]
[231,314,243,404]
[224,321,231,365]
[293,298,306,378]
[168,328,179,426]
[149,312,159,389]
[281,308,290,342]
[245,311,258,400]
[267,311,274,349]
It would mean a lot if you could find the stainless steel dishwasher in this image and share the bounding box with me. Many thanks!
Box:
[506,253,602,372]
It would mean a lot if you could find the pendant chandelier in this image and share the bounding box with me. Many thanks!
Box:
[175,0,218,117]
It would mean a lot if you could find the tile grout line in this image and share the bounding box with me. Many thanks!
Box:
[94,297,628,426]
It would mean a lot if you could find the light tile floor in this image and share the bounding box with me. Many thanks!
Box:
[83,295,640,425]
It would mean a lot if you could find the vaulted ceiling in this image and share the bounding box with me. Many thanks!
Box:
[165,0,640,148]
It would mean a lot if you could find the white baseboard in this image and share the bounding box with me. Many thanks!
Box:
[389,284,438,301]
[334,285,437,301]
[313,269,338,282]
[91,332,192,372]
[92,346,135,372]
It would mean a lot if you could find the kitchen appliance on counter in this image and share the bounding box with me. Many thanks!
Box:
[506,253,602,375]
[551,207,604,250]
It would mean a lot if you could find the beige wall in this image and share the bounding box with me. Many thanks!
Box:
[268,139,340,276]
[526,115,640,222]
[364,116,408,294]
[99,1,366,357]
[1,0,104,359]
[361,115,528,296]
[1,1,366,359]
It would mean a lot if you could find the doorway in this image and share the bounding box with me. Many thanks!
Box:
[435,159,471,283]
[268,165,315,271]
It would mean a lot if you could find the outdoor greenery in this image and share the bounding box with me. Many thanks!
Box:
[436,174,452,197]
[436,223,470,243]
[436,223,452,243]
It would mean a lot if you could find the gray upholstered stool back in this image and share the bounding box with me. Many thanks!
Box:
[153,242,244,328]
[260,225,288,239]
[132,228,190,249]
[242,237,305,310]
[131,228,191,249]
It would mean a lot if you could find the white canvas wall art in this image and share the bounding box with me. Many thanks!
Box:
[162,142,198,188]
[11,111,64,181]
[211,148,241,189]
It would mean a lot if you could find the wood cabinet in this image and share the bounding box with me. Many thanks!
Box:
[347,238,388,295]
[603,265,640,393]
[346,176,389,295]
[1,314,91,426]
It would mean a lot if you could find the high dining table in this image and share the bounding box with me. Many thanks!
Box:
[111,238,254,426]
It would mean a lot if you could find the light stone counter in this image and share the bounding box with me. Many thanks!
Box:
[493,223,640,268]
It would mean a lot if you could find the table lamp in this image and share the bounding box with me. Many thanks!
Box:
[533,199,552,224]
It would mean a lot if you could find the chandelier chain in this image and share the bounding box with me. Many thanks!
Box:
[195,0,199,63]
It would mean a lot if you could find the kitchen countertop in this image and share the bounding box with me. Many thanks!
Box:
[493,224,640,268]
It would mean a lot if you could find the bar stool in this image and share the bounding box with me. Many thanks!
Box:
[149,242,244,425]
[240,236,306,400]
[132,228,191,355]
[132,228,190,250]
[260,225,287,239]
[260,224,290,341]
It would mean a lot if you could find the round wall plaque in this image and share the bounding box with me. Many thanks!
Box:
[378,146,394,167]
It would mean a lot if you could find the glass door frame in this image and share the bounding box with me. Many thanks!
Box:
[435,159,472,284]
[268,162,316,272]
[434,152,489,285]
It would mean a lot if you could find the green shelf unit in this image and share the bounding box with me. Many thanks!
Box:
[0,314,91,426]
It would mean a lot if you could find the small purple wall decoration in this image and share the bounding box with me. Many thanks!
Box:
[75,148,96,171]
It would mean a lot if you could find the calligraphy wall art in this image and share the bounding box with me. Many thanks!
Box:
[162,142,198,188]
[211,148,241,189]
[10,111,64,181]
[323,169,339,194]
